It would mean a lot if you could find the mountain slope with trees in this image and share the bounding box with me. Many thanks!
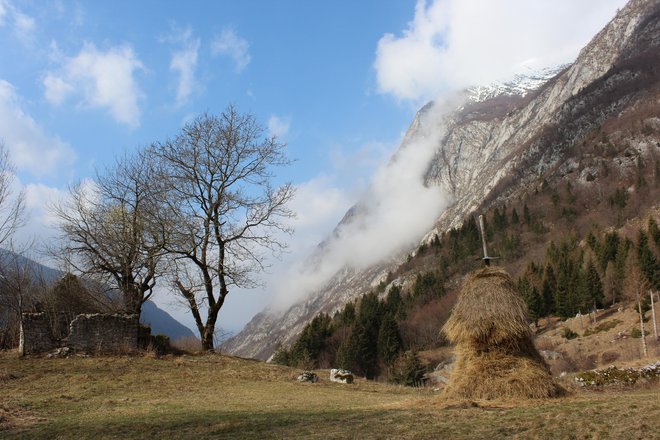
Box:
[224,0,660,360]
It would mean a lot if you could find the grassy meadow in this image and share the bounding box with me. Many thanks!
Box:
[1,352,659,439]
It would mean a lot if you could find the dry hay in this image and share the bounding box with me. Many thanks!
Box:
[442,266,562,400]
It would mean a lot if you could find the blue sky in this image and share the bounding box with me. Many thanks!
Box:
[0,0,627,334]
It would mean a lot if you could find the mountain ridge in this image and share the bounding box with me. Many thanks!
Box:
[223,0,660,360]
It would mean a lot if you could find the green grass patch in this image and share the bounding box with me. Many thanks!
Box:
[583,319,622,337]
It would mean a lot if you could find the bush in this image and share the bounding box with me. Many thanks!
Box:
[390,350,427,387]
[562,327,579,340]
[583,319,621,336]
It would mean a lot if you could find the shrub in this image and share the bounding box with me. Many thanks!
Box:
[390,350,427,387]
[562,327,579,340]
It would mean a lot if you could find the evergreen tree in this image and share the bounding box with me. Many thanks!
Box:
[511,207,520,225]
[599,231,620,271]
[339,301,356,326]
[523,203,532,226]
[378,313,403,366]
[649,217,660,247]
[391,350,426,387]
[384,285,404,319]
[542,264,557,316]
[289,313,332,367]
[637,230,660,289]
[584,261,604,309]
[527,287,543,325]
[603,261,621,306]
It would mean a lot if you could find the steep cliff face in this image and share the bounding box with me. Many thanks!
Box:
[223,0,660,360]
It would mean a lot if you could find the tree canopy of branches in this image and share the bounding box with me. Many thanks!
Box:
[0,144,27,348]
[153,107,294,350]
[53,153,167,317]
[0,143,24,247]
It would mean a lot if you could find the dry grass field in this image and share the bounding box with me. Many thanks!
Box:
[1,351,659,439]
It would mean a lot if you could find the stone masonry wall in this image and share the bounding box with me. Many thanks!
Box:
[19,312,139,355]
[19,313,57,355]
[66,314,139,354]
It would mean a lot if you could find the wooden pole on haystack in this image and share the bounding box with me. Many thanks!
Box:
[478,215,495,266]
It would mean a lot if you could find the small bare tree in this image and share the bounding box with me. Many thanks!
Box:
[0,242,47,351]
[0,143,26,349]
[153,107,294,350]
[0,143,24,247]
[625,263,649,357]
[52,152,168,317]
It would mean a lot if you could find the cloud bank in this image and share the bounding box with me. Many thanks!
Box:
[270,103,450,309]
[43,42,145,128]
[375,0,628,102]
[0,79,76,177]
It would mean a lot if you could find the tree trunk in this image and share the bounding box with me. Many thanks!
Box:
[201,324,215,351]
[650,289,658,342]
[637,298,648,358]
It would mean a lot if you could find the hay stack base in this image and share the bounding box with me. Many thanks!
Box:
[443,266,562,400]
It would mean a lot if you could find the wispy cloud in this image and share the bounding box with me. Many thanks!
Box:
[0,0,36,44]
[374,0,627,102]
[43,42,145,128]
[267,115,291,139]
[211,28,251,72]
[168,27,200,107]
[0,79,76,178]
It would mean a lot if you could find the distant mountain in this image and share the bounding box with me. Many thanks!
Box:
[140,300,195,340]
[0,249,195,340]
[223,0,660,360]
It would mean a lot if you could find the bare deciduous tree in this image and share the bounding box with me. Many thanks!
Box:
[52,152,168,317]
[0,143,27,348]
[625,263,649,358]
[0,243,46,350]
[153,107,294,350]
[0,143,24,247]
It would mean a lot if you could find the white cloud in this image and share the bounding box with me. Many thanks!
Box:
[211,28,251,72]
[13,9,34,40]
[168,28,200,107]
[0,1,7,25]
[0,1,35,43]
[267,115,291,139]
[270,103,451,309]
[375,0,628,102]
[43,42,145,128]
[0,79,76,177]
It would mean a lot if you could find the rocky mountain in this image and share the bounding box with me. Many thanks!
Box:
[223,0,660,360]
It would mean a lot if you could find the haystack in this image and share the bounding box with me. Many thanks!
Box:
[442,266,562,400]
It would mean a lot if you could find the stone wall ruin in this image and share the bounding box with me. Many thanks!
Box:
[19,312,139,355]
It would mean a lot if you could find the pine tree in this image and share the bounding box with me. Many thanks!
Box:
[599,231,620,271]
[638,230,660,289]
[391,350,426,387]
[584,261,604,309]
[527,287,543,325]
[523,203,535,229]
[511,207,520,225]
[649,217,660,247]
[378,314,403,367]
[603,261,621,306]
[542,264,557,316]
[385,285,404,319]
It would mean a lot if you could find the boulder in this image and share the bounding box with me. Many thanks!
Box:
[330,369,354,384]
[297,371,319,383]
